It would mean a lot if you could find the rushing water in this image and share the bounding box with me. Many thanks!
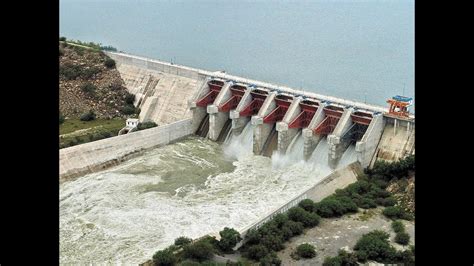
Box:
[59,0,414,108]
[60,135,331,264]
[223,122,254,160]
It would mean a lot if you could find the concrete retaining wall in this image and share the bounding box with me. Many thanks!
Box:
[60,118,193,182]
[237,162,361,242]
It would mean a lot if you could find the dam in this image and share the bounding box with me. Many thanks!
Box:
[59,52,415,264]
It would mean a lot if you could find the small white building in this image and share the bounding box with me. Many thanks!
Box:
[126,118,139,128]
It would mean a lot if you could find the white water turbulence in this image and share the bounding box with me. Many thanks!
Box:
[60,135,333,264]
[337,144,358,169]
[223,122,254,160]
[307,137,333,177]
[271,131,304,170]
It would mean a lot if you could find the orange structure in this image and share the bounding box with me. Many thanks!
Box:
[386,95,413,118]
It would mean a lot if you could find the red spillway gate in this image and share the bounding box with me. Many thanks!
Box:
[218,84,246,112]
[196,80,225,107]
[313,105,344,135]
[350,111,372,126]
[263,95,293,124]
[288,100,319,129]
[239,89,268,117]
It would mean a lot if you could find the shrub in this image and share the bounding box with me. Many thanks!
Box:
[287,207,320,227]
[125,93,135,105]
[353,230,396,263]
[323,249,358,266]
[383,206,412,220]
[59,36,66,41]
[376,197,397,207]
[295,243,316,259]
[152,248,176,266]
[60,63,82,80]
[359,198,377,209]
[259,252,281,266]
[182,239,215,262]
[174,236,192,247]
[260,234,284,251]
[245,244,269,261]
[391,220,405,234]
[298,199,316,212]
[121,104,137,115]
[218,227,242,252]
[137,121,158,130]
[244,229,261,245]
[81,82,97,95]
[81,66,101,79]
[59,114,65,124]
[104,57,116,68]
[395,232,410,245]
[80,110,96,121]
[282,220,304,236]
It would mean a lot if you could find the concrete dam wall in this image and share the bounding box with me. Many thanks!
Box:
[106,50,414,172]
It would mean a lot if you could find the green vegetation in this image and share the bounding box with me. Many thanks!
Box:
[217,227,242,253]
[60,63,102,80]
[323,230,414,265]
[125,93,135,105]
[391,220,405,234]
[366,155,415,182]
[80,110,96,121]
[81,82,97,95]
[382,206,413,220]
[175,237,193,247]
[121,104,138,115]
[59,113,65,125]
[59,118,125,149]
[182,239,215,262]
[59,36,66,41]
[323,249,358,266]
[137,121,158,131]
[395,232,410,245]
[104,58,116,68]
[153,248,177,266]
[293,243,316,259]
[100,45,118,52]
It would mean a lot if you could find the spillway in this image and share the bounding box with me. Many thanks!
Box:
[271,131,304,170]
[223,121,254,160]
[60,134,333,264]
[337,144,357,169]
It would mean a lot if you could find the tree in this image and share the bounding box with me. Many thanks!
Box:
[282,220,304,236]
[125,93,135,105]
[152,248,176,266]
[245,244,269,261]
[353,230,396,263]
[182,240,215,262]
[174,236,192,247]
[295,243,316,259]
[298,199,316,212]
[287,207,320,227]
[218,227,242,252]
[395,232,410,245]
[81,82,97,95]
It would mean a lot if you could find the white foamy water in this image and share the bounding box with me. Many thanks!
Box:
[223,122,254,160]
[308,137,332,177]
[271,131,304,170]
[60,135,330,265]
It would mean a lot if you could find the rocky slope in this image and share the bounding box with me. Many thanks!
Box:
[59,43,133,119]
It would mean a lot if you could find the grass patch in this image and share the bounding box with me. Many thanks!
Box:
[59,118,125,148]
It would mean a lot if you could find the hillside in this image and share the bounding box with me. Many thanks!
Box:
[59,42,136,119]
